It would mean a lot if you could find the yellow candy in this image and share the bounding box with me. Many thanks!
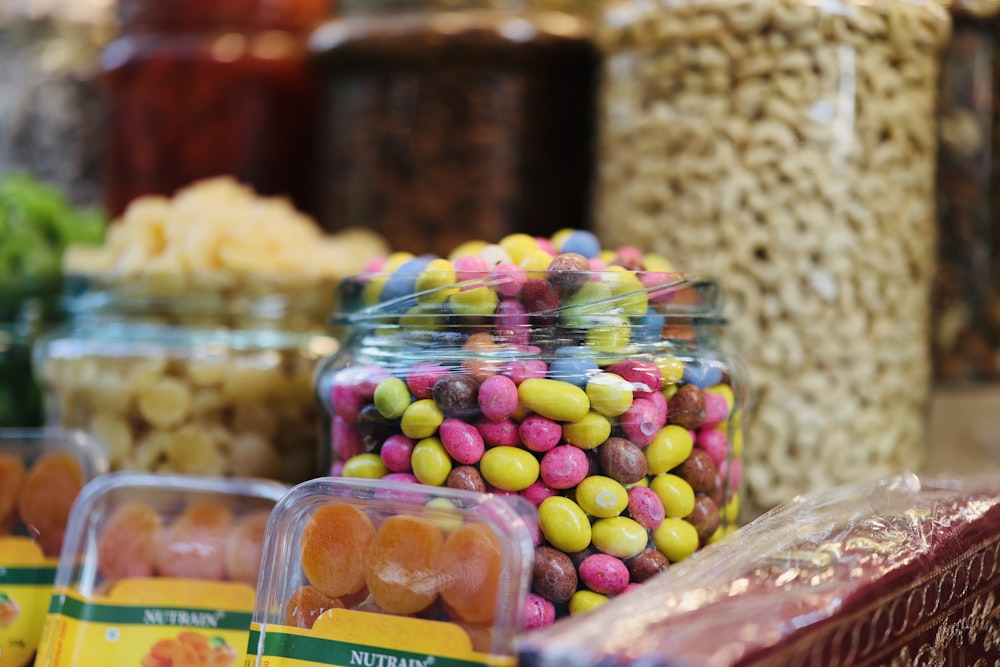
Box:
[575,476,628,518]
[569,590,608,615]
[423,497,463,533]
[645,425,693,475]
[723,493,741,524]
[480,446,540,491]
[498,233,538,265]
[590,516,647,559]
[400,399,444,439]
[706,383,735,411]
[538,496,592,553]
[562,412,612,450]
[518,378,590,422]
[653,518,699,562]
[657,357,685,385]
[411,437,452,486]
[650,473,696,518]
[598,249,616,264]
[603,267,648,316]
[373,377,411,420]
[362,275,389,307]
[586,372,634,417]
[521,248,554,273]
[642,252,675,272]
[585,321,631,354]
[341,453,387,479]
[384,251,416,272]
[449,285,499,317]
[415,258,458,303]
[448,240,488,262]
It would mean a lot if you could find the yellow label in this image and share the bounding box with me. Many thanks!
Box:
[248,609,516,667]
[35,578,256,667]
[1,536,58,667]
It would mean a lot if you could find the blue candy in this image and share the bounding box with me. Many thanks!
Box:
[560,230,602,259]
[682,359,724,389]
[549,351,600,387]
[379,255,436,303]
[632,307,666,343]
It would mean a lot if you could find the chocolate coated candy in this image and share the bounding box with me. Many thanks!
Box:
[687,495,721,541]
[446,465,486,493]
[626,548,669,583]
[432,374,480,418]
[667,383,706,429]
[598,437,647,484]
[672,448,718,494]
[533,545,579,603]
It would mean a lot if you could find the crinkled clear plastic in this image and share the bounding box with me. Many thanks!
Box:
[519,472,1000,666]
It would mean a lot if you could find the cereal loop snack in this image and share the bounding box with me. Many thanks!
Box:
[592,0,950,514]
[316,230,746,626]
[38,178,388,483]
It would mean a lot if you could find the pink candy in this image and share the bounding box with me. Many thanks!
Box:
[628,486,665,530]
[406,362,449,400]
[697,428,729,467]
[540,445,590,489]
[495,298,531,346]
[475,418,522,448]
[607,359,662,394]
[380,434,415,472]
[504,359,548,385]
[522,593,556,631]
[620,397,665,446]
[454,255,489,281]
[579,554,630,595]
[439,418,486,465]
[478,374,519,422]
[490,262,528,297]
[521,480,558,507]
[519,414,562,453]
[701,392,731,429]
[332,415,363,461]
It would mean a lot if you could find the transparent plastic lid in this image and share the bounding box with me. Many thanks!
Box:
[250,476,538,666]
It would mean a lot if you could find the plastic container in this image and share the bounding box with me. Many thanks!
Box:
[315,265,746,626]
[99,0,330,218]
[34,471,287,667]
[248,476,536,666]
[308,0,598,256]
[34,275,339,483]
[591,0,951,516]
[934,0,1000,383]
[0,428,108,667]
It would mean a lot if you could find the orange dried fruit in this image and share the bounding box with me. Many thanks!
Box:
[17,451,84,556]
[156,504,233,581]
[283,584,344,629]
[0,454,25,528]
[300,503,375,599]
[224,509,271,585]
[97,500,164,581]
[437,523,503,625]
[366,514,444,615]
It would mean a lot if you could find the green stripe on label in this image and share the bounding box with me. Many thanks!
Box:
[55,595,252,630]
[261,630,488,667]
[0,566,57,585]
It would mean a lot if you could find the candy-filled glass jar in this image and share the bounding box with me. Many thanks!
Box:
[308,0,598,256]
[34,274,338,483]
[315,267,747,627]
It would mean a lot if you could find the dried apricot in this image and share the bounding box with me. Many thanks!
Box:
[224,509,271,585]
[437,523,504,625]
[177,631,211,663]
[97,500,164,581]
[207,638,237,667]
[17,451,84,556]
[366,515,444,615]
[283,584,344,629]
[156,504,233,580]
[300,504,375,599]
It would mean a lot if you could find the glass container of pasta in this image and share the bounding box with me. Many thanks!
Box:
[33,274,338,484]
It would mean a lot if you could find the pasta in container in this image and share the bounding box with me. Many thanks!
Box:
[33,177,388,484]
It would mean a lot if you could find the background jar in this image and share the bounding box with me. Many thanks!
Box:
[308,0,598,256]
[315,270,746,624]
[592,0,950,517]
[99,0,330,219]
[933,0,1000,383]
[34,275,339,483]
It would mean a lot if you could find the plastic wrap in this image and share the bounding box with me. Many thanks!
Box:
[518,473,1000,666]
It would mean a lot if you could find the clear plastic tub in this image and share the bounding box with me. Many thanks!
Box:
[34,472,287,667]
[248,476,536,666]
[0,428,108,667]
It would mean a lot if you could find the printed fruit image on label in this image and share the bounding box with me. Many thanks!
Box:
[140,630,237,667]
[0,594,19,628]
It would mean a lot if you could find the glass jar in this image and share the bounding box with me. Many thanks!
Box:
[0,0,114,207]
[34,275,339,483]
[308,0,598,256]
[99,0,330,218]
[315,269,746,625]
[592,0,951,516]
[933,0,1000,383]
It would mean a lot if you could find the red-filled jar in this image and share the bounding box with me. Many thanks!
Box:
[100,0,330,218]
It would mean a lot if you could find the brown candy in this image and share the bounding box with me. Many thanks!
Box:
[446,465,486,493]
[532,545,578,603]
[547,252,591,297]
[667,384,706,429]
[627,548,669,583]
[432,374,480,418]
[687,495,721,542]
[598,437,647,485]
[672,448,718,494]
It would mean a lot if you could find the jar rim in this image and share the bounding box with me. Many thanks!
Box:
[334,270,724,326]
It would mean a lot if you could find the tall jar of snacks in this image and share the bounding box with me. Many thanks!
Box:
[315,255,747,627]
[34,274,338,483]
[308,0,598,256]
[99,0,330,218]
[592,0,951,516]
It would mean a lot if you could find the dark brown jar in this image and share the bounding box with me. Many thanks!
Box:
[309,0,598,256]
[100,0,330,218]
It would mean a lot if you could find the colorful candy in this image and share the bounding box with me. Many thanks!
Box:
[319,231,743,627]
